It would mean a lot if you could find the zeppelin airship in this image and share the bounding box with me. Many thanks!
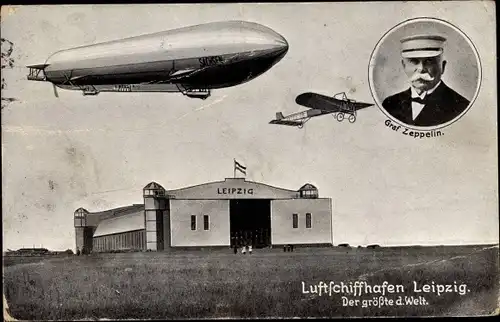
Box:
[26,21,289,99]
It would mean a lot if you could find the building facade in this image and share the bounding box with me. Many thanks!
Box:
[74,178,333,253]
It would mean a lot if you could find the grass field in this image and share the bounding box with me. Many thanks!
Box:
[3,245,499,319]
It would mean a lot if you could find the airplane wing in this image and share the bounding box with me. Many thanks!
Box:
[269,119,303,127]
[296,92,343,111]
[296,92,374,112]
[350,101,375,110]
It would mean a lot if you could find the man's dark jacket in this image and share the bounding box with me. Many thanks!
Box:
[382,82,470,127]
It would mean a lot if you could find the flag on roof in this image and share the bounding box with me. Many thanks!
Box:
[234,159,246,176]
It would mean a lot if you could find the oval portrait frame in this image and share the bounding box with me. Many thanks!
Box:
[368,17,482,131]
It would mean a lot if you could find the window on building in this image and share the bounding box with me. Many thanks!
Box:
[300,189,318,198]
[204,215,210,231]
[293,213,298,229]
[306,213,312,228]
[191,215,196,231]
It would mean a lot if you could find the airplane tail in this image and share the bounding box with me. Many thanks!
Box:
[276,112,284,120]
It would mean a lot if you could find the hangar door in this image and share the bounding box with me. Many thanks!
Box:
[229,199,271,248]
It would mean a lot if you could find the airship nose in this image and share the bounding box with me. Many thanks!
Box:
[263,26,288,50]
[245,21,289,53]
[273,35,289,55]
[273,32,288,49]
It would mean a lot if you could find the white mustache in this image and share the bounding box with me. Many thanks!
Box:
[410,73,435,82]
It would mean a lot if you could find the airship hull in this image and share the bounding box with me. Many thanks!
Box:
[37,21,288,93]
[45,48,287,90]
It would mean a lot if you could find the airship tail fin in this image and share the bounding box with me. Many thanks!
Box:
[27,64,49,82]
[26,64,49,70]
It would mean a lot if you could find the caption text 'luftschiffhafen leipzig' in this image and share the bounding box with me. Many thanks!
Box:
[27,21,289,99]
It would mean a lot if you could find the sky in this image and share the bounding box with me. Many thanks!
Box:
[1,2,498,250]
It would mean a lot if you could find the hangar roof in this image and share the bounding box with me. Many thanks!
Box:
[164,178,301,200]
[85,204,144,228]
[93,206,145,237]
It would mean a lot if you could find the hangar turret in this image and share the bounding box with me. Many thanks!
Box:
[143,182,166,197]
[74,207,89,227]
[298,183,319,199]
[143,182,169,251]
[74,207,94,254]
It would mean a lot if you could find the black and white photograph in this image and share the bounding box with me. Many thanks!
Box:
[368,17,481,130]
[2,2,498,320]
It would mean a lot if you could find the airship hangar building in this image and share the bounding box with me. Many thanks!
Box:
[74,178,333,253]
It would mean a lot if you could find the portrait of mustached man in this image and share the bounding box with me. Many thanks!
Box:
[382,35,470,127]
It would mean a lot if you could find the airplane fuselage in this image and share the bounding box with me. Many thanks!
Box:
[270,92,374,127]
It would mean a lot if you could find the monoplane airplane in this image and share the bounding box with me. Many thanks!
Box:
[26,21,288,100]
[269,92,374,128]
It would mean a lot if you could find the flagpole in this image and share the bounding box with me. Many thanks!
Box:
[233,159,236,178]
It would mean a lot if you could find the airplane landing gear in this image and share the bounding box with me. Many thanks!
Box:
[348,114,356,123]
[336,113,344,122]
